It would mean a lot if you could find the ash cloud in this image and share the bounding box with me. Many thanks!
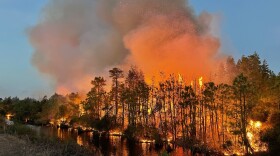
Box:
[29,0,223,94]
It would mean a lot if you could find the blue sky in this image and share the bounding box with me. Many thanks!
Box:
[190,0,280,71]
[0,0,279,98]
[0,0,51,98]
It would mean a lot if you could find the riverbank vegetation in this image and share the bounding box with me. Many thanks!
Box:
[1,52,280,155]
[0,117,94,156]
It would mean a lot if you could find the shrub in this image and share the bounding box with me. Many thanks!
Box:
[5,123,35,138]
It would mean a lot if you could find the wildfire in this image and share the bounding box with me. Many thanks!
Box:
[140,139,155,143]
[56,118,69,127]
[77,135,83,146]
[148,108,152,115]
[224,120,267,155]
[199,77,203,88]
[249,120,262,130]
[247,132,253,140]
[250,120,262,129]
[49,121,54,125]
[5,113,13,120]
[178,73,183,84]
[109,131,123,136]
[247,120,267,153]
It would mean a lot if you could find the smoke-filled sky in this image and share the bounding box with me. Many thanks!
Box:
[1,0,280,98]
[29,0,224,94]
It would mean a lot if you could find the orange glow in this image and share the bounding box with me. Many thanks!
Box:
[109,131,123,136]
[56,76,92,95]
[250,120,262,129]
[178,73,183,84]
[255,121,262,128]
[199,77,203,88]
[29,0,223,95]
[5,114,13,120]
[29,0,225,94]
[247,132,253,140]
[140,139,154,143]
[247,120,267,153]
[123,14,222,84]
[148,108,152,115]
[56,86,70,95]
[77,135,83,146]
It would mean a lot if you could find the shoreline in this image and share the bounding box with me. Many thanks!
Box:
[0,119,94,156]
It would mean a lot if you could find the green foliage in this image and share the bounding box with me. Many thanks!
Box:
[5,123,36,138]
[12,98,41,123]
[1,124,93,155]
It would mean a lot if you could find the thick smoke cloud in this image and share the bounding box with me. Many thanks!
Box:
[29,0,223,94]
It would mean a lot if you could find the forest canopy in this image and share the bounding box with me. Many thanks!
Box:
[1,52,280,155]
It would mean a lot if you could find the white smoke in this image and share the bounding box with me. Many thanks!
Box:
[29,0,223,94]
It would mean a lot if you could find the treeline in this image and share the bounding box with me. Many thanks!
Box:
[1,52,280,155]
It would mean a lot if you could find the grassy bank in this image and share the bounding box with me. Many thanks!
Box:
[0,117,94,156]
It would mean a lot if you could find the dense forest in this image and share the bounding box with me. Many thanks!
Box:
[1,52,280,155]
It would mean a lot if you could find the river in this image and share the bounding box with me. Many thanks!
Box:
[28,125,189,156]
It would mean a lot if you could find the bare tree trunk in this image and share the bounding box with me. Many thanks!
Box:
[122,101,125,129]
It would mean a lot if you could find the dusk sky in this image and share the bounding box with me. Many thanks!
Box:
[0,0,280,98]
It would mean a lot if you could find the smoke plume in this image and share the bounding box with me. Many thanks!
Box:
[29,0,223,94]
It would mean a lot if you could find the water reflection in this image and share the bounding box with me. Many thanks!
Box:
[56,128,73,140]
[38,126,187,156]
[77,135,83,146]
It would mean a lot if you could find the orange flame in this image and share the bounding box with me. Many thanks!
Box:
[199,77,203,88]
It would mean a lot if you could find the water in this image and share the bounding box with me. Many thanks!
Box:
[30,126,188,156]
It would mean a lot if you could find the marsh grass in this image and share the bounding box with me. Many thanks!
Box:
[0,118,94,156]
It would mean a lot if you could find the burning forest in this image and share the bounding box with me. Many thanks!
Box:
[2,53,279,155]
[1,0,280,156]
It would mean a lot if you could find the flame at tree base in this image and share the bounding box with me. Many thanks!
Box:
[223,120,268,155]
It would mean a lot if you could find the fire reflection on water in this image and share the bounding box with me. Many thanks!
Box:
[77,135,83,146]
[56,128,72,140]
[40,127,187,156]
